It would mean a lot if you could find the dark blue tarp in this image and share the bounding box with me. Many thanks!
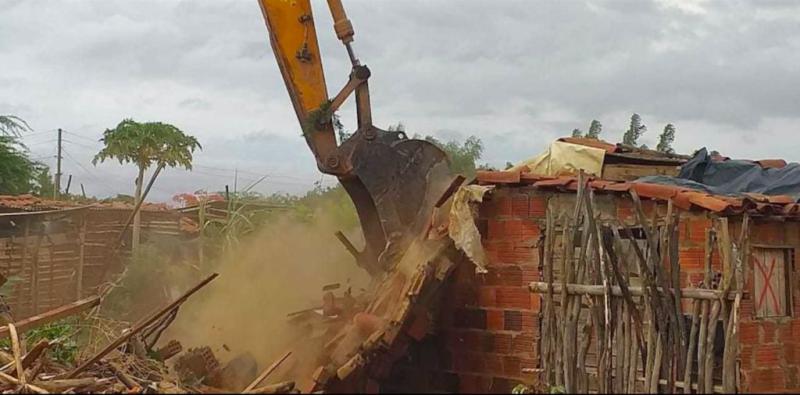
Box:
[636,148,800,200]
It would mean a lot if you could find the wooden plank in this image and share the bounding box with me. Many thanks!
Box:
[754,248,787,318]
[243,350,292,392]
[601,163,679,182]
[0,296,100,339]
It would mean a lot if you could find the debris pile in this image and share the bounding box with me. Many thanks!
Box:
[0,274,234,394]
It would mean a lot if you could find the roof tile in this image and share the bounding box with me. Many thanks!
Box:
[476,170,521,185]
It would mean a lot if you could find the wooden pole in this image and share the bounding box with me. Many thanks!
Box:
[76,212,87,300]
[528,282,738,300]
[30,234,44,315]
[683,300,701,394]
[542,208,556,386]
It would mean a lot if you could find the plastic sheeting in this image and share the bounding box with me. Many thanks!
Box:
[448,185,493,274]
[510,141,605,178]
[638,148,800,199]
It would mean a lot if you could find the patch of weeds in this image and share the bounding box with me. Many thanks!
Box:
[0,317,80,364]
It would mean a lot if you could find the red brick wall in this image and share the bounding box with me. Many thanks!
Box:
[432,187,545,393]
[737,221,800,393]
[419,185,800,393]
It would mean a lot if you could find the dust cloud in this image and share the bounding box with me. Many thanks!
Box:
[160,209,372,370]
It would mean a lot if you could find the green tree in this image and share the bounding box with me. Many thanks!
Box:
[32,164,55,197]
[622,113,647,147]
[571,128,583,138]
[586,120,602,139]
[423,135,484,177]
[389,122,484,177]
[657,123,676,154]
[0,115,31,137]
[0,136,38,194]
[93,119,201,251]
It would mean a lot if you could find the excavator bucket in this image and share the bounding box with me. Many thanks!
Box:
[258,0,455,275]
[338,127,452,275]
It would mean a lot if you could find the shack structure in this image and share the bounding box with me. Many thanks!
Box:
[0,195,194,321]
[416,139,799,393]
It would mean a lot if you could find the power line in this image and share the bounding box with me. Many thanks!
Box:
[62,130,101,143]
[62,138,102,151]
[61,148,120,196]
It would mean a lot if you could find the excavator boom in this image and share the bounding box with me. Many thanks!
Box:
[258,0,451,275]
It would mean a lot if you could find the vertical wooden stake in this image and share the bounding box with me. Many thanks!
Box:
[76,212,87,300]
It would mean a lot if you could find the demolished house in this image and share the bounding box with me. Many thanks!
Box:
[278,137,800,394]
[3,137,800,394]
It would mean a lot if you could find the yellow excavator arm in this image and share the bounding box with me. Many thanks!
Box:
[258,0,451,275]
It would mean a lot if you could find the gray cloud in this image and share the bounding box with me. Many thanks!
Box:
[2,0,800,202]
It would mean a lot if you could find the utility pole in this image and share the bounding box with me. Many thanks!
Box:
[54,128,63,199]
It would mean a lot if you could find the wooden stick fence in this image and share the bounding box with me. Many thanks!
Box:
[531,176,749,393]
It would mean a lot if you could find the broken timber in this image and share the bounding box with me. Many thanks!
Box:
[0,296,100,340]
[243,350,292,393]
[67,273,219,378]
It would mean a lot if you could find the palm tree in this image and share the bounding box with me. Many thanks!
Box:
[93,119,201,251]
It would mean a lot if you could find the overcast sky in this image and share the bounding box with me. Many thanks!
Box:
[3,0,800,203]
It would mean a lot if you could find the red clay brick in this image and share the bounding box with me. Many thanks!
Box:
[488,219,505,240]
[496,287,531,310]
[521,313,538,333]
[778,322,793,343]
[529,195,547,217]
[749,368,786,392]
[484,332,513,354]
[511,194,529,217]
[762,321,778,344]
[740,344,754,370]
[484,353,504,376]
[503,356,521,377]
[529,294,541,312]
[679,247,705,270]
[445,329,481,352]
[478,287,497,308]
[512,333,535,355]
[487,310,504,331]
[685,218,712,244]
[740,321,760,344]
[453,308,487,330]
[504,310,522,331]
[496,243,534,265]
[784,342,800,365]
[754,344,782,365]
[521,265,539,283]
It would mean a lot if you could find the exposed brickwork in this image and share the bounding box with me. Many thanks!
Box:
[410,186,800,393]
[432,188,545,390]
[735,220,800,393]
